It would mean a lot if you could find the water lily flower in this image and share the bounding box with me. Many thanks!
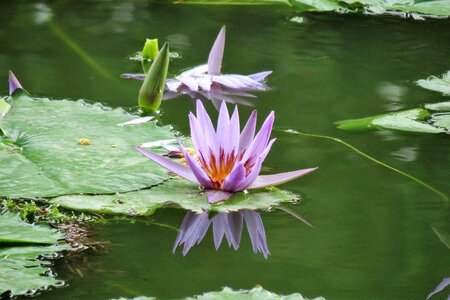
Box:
[8,71,22,95]
[134,100,317,203]
[173,210,270,258]
[122,26,272,106]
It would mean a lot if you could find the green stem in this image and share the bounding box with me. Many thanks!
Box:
[280,129,449,203]
[47,21,114,81]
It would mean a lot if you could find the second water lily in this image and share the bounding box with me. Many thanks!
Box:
[135,100,317,203]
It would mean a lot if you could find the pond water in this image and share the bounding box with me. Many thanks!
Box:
[1,1,450,299]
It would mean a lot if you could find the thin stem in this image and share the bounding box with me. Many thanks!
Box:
[280,129,449,203]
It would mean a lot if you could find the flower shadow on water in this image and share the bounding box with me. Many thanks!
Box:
[173,210,270,258]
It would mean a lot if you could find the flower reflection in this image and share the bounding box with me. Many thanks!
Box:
[173,210,270,258]
[122,26,272,107]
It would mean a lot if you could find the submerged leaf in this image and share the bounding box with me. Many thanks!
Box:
[0,91,176,198]
[138,42,170,112]
[51,178,298,215]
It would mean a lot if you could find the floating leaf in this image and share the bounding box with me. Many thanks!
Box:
[417,70,450,95]
[138,42,170,112]
[0,98,10,118]
[0,91,176,198]
[336,108,444,134]
[173,0,292,5]
[0,212,65,244]
[425,101,450,112]
[51,178,298,216]
[113,286,325,300]
[0,213,69,297]
[431,113,450,132]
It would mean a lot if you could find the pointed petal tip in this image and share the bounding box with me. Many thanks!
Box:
[206,190,234,204]
[8,70,23,95]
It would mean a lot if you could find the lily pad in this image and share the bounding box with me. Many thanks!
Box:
[0,213,69,297]
[113,286,325,300]
[0,98,10,118]
[51,178,298,215]
[336,108,445,134]
[431,114,450,131]
[0,212,65,244]
[0,91,176,198]
[417,71,450,95]
[425,102,450,111]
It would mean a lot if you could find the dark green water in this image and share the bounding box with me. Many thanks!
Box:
[1,1,449,299]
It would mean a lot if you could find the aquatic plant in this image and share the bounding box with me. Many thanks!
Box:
[134,100,317,203]
[122,26,272,108]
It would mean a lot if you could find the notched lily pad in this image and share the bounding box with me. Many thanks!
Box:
[0,91,176,198]
[0,212,69,297]
[51,178,298,215]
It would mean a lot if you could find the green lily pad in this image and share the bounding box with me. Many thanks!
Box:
[184,287,325,300]
[51,178,298,215]
[425,101,450,112]
[0,212,65,244]
[431,113,450,131]
[0,98,10,118]
[417,71,450,95]
[0,212,69,297]
[291,0,450,16]
[336,108,445,134]
[113,286,325,300]
[0,91,176,198]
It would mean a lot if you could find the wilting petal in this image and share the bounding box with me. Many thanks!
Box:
[120,73,146,80]
[179,76,199,92]
[248,71,272,82]
[179,64,208,77]
[9,71,23,95]
[179,142,214,189]
[166,79,183,92]
[222,162,246,192]
[205,189,234,203]
[426,278,450,300]
[133,146,198,183]
[248,168,318,189]
[208,26,225,75]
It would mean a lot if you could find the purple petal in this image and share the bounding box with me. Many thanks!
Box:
[248,167,318,189]
[173,211,198,253]
[427,278,450,300]
[205,189,234,203]
[237,156,264,191]
[179,64,208,77]
[179,76,199,92]
[189,112,210,165]
[120,73,146,80]
[195,100,217,154]
[242,111,274,163]
[9,71,23,95]
[133,146,198,183]
[239,110,257,154]
[208,26,226,75]
[248,71,272,82]
[223,105,240,154]
[222,162,246,192]
[179,142,214,189]
[216,101,230,149]
[166,79,183,92]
